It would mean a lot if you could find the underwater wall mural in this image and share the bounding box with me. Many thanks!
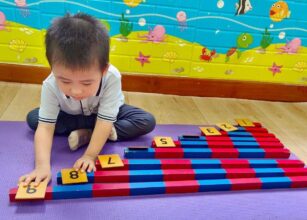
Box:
[0,0,306,85]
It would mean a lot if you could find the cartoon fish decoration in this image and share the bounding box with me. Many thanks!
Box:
[235,0,253,15]
[225,33,253,62]
[270,1,291,22]
[237,33,254,48]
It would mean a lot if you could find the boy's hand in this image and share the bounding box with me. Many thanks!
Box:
[18,167,51,187]
[73,154,97,173]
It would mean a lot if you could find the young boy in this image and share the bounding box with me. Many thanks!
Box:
[19,13,156,186]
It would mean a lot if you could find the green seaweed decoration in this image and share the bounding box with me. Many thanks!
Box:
[119,13,133,37]
[260,28,273,50]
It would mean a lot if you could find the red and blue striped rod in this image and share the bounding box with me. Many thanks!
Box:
[236,122,262,127]
[56,167,307,184]
[179,136,280,142]
[94,159,305,170]
[216,131,275,137]
[219,127,268,133]
[152,140,284,149]
[199,122,263,128]
[124,148,291,159]
[9,176,307,201]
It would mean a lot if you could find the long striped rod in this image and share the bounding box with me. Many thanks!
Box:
[179,136,279,142]
[152,140,284,149]
[9,176,307,202]
[57,167,307,184]
[124,148,291,159]
[215,127,268,133]
[94,159,305,170]
[196,131,275,137]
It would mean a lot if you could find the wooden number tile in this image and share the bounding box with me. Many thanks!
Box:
[15,180,48,200]
[98,154,124,169]
[235,119,255,127]
[61,169,88,184]
[199,127,221,136]
[154,136,176,147]
[216,123,238,132]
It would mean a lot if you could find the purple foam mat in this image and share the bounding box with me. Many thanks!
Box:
[1,121,307,220]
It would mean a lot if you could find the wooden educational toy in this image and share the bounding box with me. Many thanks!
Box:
[9,120,307,202]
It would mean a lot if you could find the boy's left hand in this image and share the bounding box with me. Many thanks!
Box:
[73,154,97,173]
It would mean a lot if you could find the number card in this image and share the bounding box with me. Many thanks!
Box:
[235,118,255,127]
[15,180,48,200]
[61,169,88,184]
[216,123,238,132]
[199,127,221,136]
[154,136,176,147]
[98,154,124,169]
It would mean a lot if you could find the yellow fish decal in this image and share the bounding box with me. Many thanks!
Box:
[123,0,142,8]
[269,1,291,22]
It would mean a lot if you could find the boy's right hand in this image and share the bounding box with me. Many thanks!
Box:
[18,167,51,187]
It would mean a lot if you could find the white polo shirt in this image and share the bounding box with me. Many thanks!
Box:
[38,64,125,124]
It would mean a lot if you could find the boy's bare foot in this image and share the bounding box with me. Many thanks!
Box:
[68,129,92,151]
[108,125,118,141]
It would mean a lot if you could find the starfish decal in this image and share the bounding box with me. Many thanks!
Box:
[135,52,150,66]
[268,62,283,76]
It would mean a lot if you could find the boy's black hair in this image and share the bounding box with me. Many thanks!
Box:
[45,13,109,71]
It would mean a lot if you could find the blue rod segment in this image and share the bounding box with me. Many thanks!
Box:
[195,169,226,179]
[52,184,93,199]
[180,140,209,148]
[129,170,164,182]
[129,159,162,169]
[260,177,292,189]
[191,159,222,169]
[179,135,259,141]
[225,132,255,137]
[254,168,284,177]
[198,179,232,191]
[130,182,166,195]
[249,159,277,168]
[179,141,263,148]
[233,142,260,148]
[230,137,257,142]
[125,148,155,158]
[184,148,212,158]
[238,149,265,158]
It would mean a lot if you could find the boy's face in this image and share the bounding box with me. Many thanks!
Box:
[53,63,106,101]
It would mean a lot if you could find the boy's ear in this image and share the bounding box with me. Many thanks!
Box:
[102,64,109,75]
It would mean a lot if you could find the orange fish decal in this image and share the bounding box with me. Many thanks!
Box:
[269,1,291,22]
